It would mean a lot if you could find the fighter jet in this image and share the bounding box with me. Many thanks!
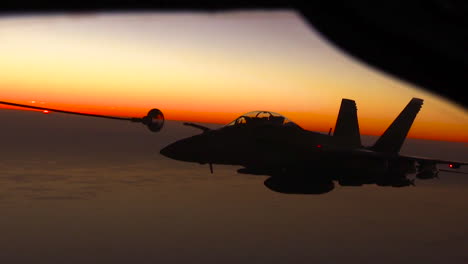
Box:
[1,98,466,194]
[159,98,467,194]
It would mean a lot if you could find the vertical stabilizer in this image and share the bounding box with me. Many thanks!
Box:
[371,98,424,153]
[333,98,361,148]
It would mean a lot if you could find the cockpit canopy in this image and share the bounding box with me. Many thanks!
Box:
[225,111,301,129]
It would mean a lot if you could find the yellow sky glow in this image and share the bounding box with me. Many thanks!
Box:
[0,11,466,142]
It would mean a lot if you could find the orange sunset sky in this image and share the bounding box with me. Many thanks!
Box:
[0,11,466,142]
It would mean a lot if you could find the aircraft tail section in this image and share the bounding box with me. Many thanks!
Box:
[333,98,361,148]
[371,98,424,153]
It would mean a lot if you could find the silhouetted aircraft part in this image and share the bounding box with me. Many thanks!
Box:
[401,155,467,171]
[264,177,335,194]
[297,2,468,109]
[0,100,164,132]
[2,1,466,108]
[416,162,467,178]
[375,174,415,187]
[371,98,424,153]
[338,177,364,187]
[141,109,164,132]
[237,167,278,176]
[0,100,135,121]
[183,122,211,132]
[336,171,378,186]
[159,97,467,194]
[439,169,468,175]
[416,171,439,180]
[448,163,461,169]
[333,98,361,148]
[225,111,301,129]
[415,161,439,180]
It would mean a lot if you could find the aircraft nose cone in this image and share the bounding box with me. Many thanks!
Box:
[160,135,210,163]
[160,142,180,160]
[160,137,199,162]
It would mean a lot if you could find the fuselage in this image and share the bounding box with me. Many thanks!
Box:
[161,121,356,170]
[159,110,428,192]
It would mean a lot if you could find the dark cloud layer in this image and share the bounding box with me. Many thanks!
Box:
[0,109,467,264]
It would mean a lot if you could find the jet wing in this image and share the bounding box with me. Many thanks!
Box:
[398,154,468,169]
[337,148,467,170]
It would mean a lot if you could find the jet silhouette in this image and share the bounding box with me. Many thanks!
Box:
[159,98,467,194]
[1,98,466,194]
